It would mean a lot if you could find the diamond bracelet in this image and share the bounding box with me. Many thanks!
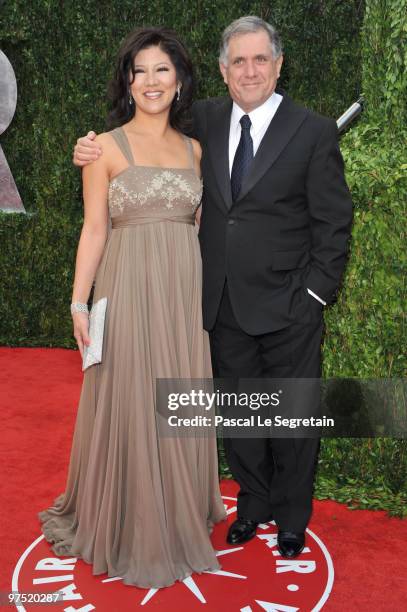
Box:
[70,302,89,315]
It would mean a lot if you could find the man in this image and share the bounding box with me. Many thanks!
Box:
[73,16,353,558]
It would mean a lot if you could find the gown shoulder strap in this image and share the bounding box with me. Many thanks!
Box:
[110,126,135,165]
[183,135,196,171]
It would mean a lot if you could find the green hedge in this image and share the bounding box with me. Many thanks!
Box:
[1,1,406,514]
[316,0,407,516]
[0,0,364,344]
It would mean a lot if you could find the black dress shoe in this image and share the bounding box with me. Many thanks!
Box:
[277,531,305,558]
[227,518,258,544]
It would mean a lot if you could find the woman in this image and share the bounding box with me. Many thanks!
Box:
[38,27,226,589]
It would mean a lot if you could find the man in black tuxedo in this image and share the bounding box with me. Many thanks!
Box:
[73,16,352,558]
[192,16,352,557]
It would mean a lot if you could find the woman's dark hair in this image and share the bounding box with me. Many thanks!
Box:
[106,27,194,133]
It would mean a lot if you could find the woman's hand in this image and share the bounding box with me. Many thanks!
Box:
[72,312,91,358]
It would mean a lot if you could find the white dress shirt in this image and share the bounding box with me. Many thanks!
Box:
[229,92,283,176]
[228,92,326,306]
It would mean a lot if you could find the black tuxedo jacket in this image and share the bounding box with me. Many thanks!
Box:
[191,93,353,334]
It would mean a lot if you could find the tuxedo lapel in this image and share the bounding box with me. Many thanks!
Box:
[237,94,308,203]
[207,98,233,210]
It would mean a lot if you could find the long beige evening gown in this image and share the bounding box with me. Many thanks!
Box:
[38,126,226,588]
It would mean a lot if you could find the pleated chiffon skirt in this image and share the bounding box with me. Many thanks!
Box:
[38,220,227,588]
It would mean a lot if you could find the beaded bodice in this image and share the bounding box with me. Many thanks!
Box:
[107,127,202,223]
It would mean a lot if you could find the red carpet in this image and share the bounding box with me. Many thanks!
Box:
[1,347,406,610]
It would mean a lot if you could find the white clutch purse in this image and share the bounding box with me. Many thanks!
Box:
[82,297,108,371]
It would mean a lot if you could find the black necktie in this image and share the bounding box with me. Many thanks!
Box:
[231,114,253,202]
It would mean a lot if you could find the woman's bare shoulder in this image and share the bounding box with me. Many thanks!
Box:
[190,137,202,161]
[94,131,116,147]
[92,131,122,166]
[81,131,117,177]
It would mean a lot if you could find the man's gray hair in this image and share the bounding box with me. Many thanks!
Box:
[219,15,283,65]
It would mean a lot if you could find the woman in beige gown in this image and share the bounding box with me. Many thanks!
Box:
[38,27,226,588]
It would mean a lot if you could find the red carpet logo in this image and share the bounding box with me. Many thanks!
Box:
[12,483,333,611]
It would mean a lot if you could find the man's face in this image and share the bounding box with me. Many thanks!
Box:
[219,30,283,113]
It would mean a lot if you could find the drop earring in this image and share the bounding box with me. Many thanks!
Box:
[176,84,181,101]
[128,93,133,106]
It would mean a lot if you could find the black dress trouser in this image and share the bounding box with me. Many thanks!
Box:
[209,283,323,532]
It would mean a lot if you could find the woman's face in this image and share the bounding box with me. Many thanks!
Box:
[129,45,179,116]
